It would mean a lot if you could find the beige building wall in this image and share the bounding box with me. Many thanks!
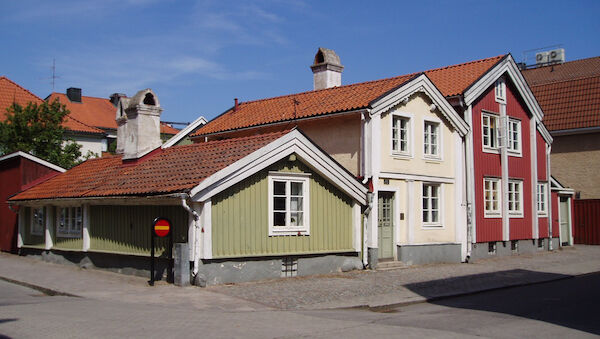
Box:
[551,132,600,199]
[207,113,362,176]
[379,93,456,179]
[379,178,457,246]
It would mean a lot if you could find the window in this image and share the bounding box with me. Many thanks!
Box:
[507,119,521,154]
[495,78,506,103]
[511,240,518,253]
[508,180,523,216]
[422,183,441,226]
[488,242,497,255]
[484,178,501,217]
[537,182,548,215]
[31,207,45,236]
[57,206,82,237]
[423,121,440,158]
[268,173,310,235]
[392,115,409,154]
[482,113,499,150]
[281,257,298,277]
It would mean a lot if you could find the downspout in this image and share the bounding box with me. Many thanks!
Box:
[547,144,553,250]
[179,194,200,277]
[362,191,373,267]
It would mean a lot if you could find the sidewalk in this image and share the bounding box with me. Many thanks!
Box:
[1,246,599,312]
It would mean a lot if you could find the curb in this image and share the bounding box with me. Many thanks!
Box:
[0,276,79,298]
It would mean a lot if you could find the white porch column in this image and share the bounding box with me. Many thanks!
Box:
[82,204,90,251]
[17,207,24,248]
[201,200,212,259]
[45,206,54,250]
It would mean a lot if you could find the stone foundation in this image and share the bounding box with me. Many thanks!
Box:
[397,243,462,265]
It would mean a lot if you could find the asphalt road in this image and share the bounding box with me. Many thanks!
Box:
[1,273,598,338]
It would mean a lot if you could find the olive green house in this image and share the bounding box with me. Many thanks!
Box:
[10,89,367,285]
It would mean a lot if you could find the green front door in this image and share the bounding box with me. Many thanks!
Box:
[378,192,394,260]
[559,196,571,246]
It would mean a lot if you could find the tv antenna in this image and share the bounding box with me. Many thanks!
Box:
[40,58,61,91]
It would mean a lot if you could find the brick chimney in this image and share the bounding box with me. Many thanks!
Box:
[310,47,343,90]
[66,87,82,103]
[115,89,163,159]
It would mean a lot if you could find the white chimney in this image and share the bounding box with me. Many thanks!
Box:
[310,47,343,90]
[115,89,163,160]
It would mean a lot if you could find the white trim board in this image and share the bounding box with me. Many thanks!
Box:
[162,116,207,148]
[379,172,455,184]
[370,74,469,136]
[190,129,368,205]
[0,151,66,173]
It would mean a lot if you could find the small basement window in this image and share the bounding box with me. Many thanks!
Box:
[488,242,497,255]
[511,240,518,253]
[281,257,298,278]
[538,238,545,250]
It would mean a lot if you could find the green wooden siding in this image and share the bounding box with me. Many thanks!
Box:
[89,205,188,256]
[211,159,355,258]
[21,207,44,248]
[53,236,83,250]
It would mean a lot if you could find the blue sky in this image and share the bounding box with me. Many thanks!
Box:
[1,0,599,124]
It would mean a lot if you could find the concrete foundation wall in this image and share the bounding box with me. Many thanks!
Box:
[196,253,362,286]
[397,243,461,265]
[470,238,557,261]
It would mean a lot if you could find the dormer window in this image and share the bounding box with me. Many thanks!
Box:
[495,78,506,103]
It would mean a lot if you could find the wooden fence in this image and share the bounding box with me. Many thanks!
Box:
[574,199,600,245]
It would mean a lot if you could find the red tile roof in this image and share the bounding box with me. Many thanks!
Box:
[10,130,288,201]
[194,55,505,136]
[0,76,43,121]
[1,77,103,134]
[523,57,600,131]
[47,92,179,135]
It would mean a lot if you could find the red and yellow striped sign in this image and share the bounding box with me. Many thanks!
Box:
[153,218,171,237]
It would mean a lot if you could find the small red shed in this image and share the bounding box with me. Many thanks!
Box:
[0,151,65,252]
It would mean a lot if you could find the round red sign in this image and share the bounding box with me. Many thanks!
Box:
[153,218,171,237]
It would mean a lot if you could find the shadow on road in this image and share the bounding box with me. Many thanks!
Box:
[405,270,600,335]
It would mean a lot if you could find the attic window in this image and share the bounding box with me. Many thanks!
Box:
[315,51,324,64]
[143,93,156,106]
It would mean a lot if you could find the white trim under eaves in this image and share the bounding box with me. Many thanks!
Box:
[190,129,368,205]
[0,151,66,173]
[537,122,553,145]
[370,74,469,136]
[162,116,208,148]
[463,55,544,123]
[550,177,575,195]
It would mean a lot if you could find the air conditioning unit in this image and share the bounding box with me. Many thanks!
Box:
[548,48,565,63]
[536,52,549,65]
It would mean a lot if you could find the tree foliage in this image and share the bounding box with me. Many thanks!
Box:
[0,99,82,169]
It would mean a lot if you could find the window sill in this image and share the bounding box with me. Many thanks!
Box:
[507,151,523,158]
[509,213,524,218]
[391,153,412,160]
[422,224,443,229]
[483,147,500,155]
[269,229,310,236]
[423,156,442,163]
[537,213,548,217]
[484,213,502,219]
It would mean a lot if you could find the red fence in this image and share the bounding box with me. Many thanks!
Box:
[574,199,600,245]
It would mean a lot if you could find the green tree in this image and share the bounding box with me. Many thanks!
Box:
[0,99,82,169]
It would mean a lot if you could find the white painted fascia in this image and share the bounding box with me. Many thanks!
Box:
[370,74,469,136]
[190,129,368,205]
[0,151,66,173]
[537,122,553,145]
[550,177,575,195]
[463,54,544,122]
[162,116,208,148]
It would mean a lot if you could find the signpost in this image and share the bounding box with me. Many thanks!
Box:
[149,217,173,286]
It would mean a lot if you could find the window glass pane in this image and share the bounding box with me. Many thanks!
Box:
[291,182,302,196]
[290,212,303,226]
[432,211,438,222]
[423,211,428,222]
[75,207,82,231]
[432,197,438,210]
[290,197,302,211]
[274,181,286,195]
[273,212,286,226]
[59,208,66,231]
[273,197,286,211]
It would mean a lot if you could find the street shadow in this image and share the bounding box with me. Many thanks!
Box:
[404,270,600,335]
[0,319,17,324]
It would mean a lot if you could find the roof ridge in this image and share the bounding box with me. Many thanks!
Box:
[233,55,505,107]
[0,76,44,102]
[64,114,105,133]
[525,55,600,71]
[529,73,600,87]
[424,54,506,74]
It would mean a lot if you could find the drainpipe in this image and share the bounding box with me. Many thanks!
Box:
[362,191,373,267]
[179,194,200,277]
[547,144,553,250]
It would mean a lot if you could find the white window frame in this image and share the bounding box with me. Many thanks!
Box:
[507,118,522,156]
[537,182,548,216]
[481,112,500,153]
[484,177,501,218]
[423,119,442,160]
[30,206,45,236]
[495,78,506,103]
[422,183,443,228]
[57,206,83,238]
[390,112,413,158]
[268,172,310,236]
[508,180,524,217]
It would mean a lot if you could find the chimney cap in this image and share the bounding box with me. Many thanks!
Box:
[312,47,343,68]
